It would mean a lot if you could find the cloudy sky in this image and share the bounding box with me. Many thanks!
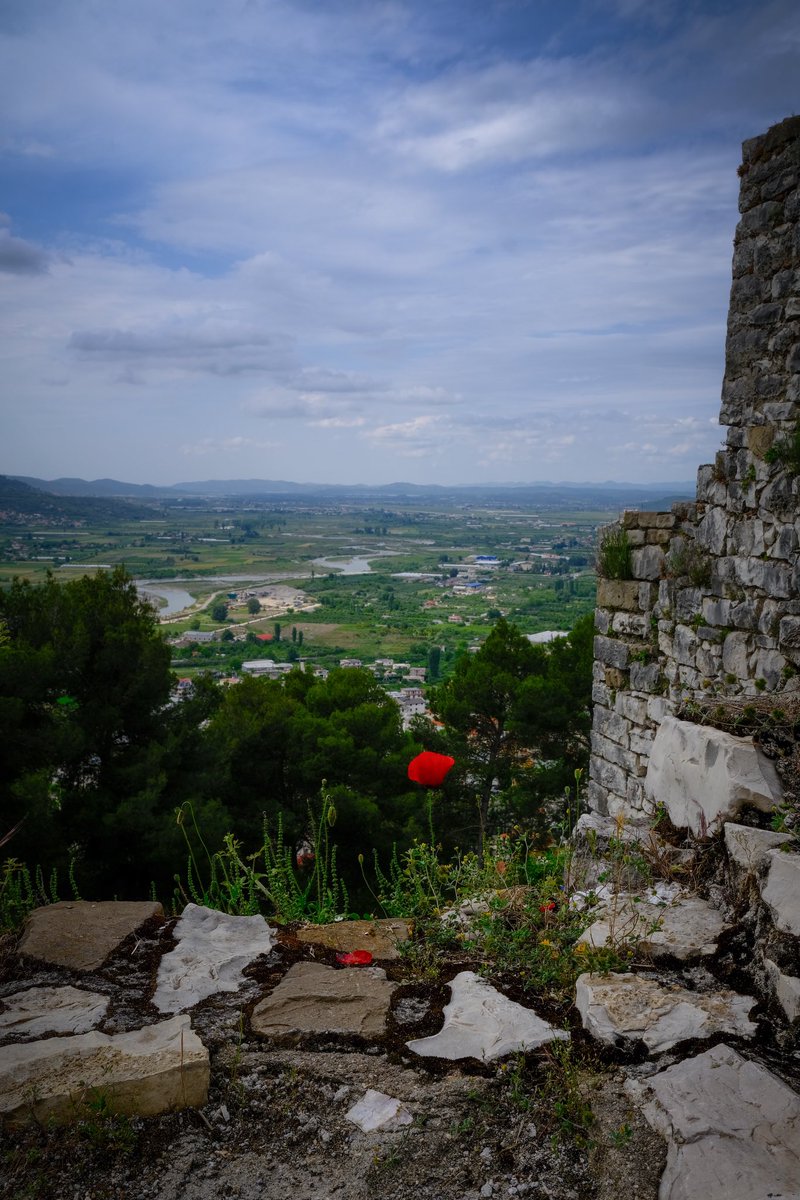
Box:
[1,0,798,486]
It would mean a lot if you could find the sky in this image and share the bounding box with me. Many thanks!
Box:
[1,0,799,487]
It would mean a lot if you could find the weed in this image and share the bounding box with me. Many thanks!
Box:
[666,540,712,587]
[173,785,350,922]
[0,856,80,933]
[765,421,800,476]
[537,1040,595,1148]
[75,1090,137,1155]
[609,1122,633,1147]
[597,526,632,580]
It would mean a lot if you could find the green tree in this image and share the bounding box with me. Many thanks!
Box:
[430,619,549,852]
[211,601,228,622]
[247,596,261,615]
[0,569,174,888]
[274,622,281,641]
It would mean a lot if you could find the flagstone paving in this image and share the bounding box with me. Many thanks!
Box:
[18,900,164,972]
[295,917,411,960]
[1,900,799,1200]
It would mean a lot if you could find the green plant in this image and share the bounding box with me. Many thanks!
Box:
[537,1040,595,1148]
[173,786,350,923]
[75,1090,137,1155]
[765,422,800,476]
[597,526,632,580]
[665,540,712,587]
[0,856,81,933]
[742,463,757,488]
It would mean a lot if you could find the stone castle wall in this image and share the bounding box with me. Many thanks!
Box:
[588,116,800,821]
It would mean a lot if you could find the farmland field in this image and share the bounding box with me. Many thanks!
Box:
[0,492,619,677]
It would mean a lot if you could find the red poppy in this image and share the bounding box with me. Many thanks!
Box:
[336,950,373,966]
[407,751,455,788]
[540,902,556,912]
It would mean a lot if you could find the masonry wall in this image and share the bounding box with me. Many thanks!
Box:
[588,116,800,820]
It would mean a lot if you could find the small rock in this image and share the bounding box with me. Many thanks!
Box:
[296,918,411,960]
[345,1088,413,1132]
[480,1182,494,1198]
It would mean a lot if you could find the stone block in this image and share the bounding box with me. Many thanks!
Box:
[724,822,793,872]
[19,902,164,973]
[780,616,800,655]
[578,896,727,961]
[673,624,698,667]
[632,545,665,581]
[722,631,751,678]
[629,661,662,692]
[0,987,109,1040]
[594,636,631,669]
[702,597,732,626]
[0,1016,209,1126]
[764,959,800,1022]
[696,506,728,555]
[611,612,649,637]
[594,608,610,635]
[576,973,756,1054]
[644,716,782,836]
[761,849,800,936]
[675,587,703,621]
[615,693,648,724]
[596,579,642,610]
[626,1043,800,1200]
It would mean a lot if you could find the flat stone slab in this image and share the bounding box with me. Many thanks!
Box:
[295,919,411,961]
[644,716,782,837]
[153,903,276,1013]
[407,971,569,1063]
[576,972,757,1054]
[251,962,396,1038]
[0,986,109,1040]
[761,848,800,937]
[346,1088,413,1132]
[0,1015,209,1125]
[578,896,727,961]
[18,901,164,972]
[724,822,793,873]
[626,1043,800,1200]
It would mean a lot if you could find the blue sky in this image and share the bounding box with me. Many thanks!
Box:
[1,0,798,486]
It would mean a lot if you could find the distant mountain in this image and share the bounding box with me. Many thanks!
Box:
[10,474,696,508]
[0,476,155,520]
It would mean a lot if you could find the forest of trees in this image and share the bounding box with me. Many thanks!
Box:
[0,570,593,902]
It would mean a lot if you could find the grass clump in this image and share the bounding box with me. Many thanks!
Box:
[596,526,632,580]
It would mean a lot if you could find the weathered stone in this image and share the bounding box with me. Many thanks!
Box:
[644,716,782,836]
[18,901,163,972]
[0,1016,209,1125]
[764,958,800,1022]
[629,661,662,692]
[0,986,109,1040]
[407,971,568,1062]
[576,973,756,1053]
[695,506,728,555]
[251,962,396,1038]
[345,1089,413,1132]
[596,579,642,610]
[761,848,800,936]
[631,545,665,581]
[722,630,750,678]
[578,895,727,961]
[724,822,793,872]
[626,1044,800,1200]
[594,636,631,670]
[295,918,410,961]
[153,903,275,1014]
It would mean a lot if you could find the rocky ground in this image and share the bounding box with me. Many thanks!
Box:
[0,906,663,1200]
[2,821,800,1200]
